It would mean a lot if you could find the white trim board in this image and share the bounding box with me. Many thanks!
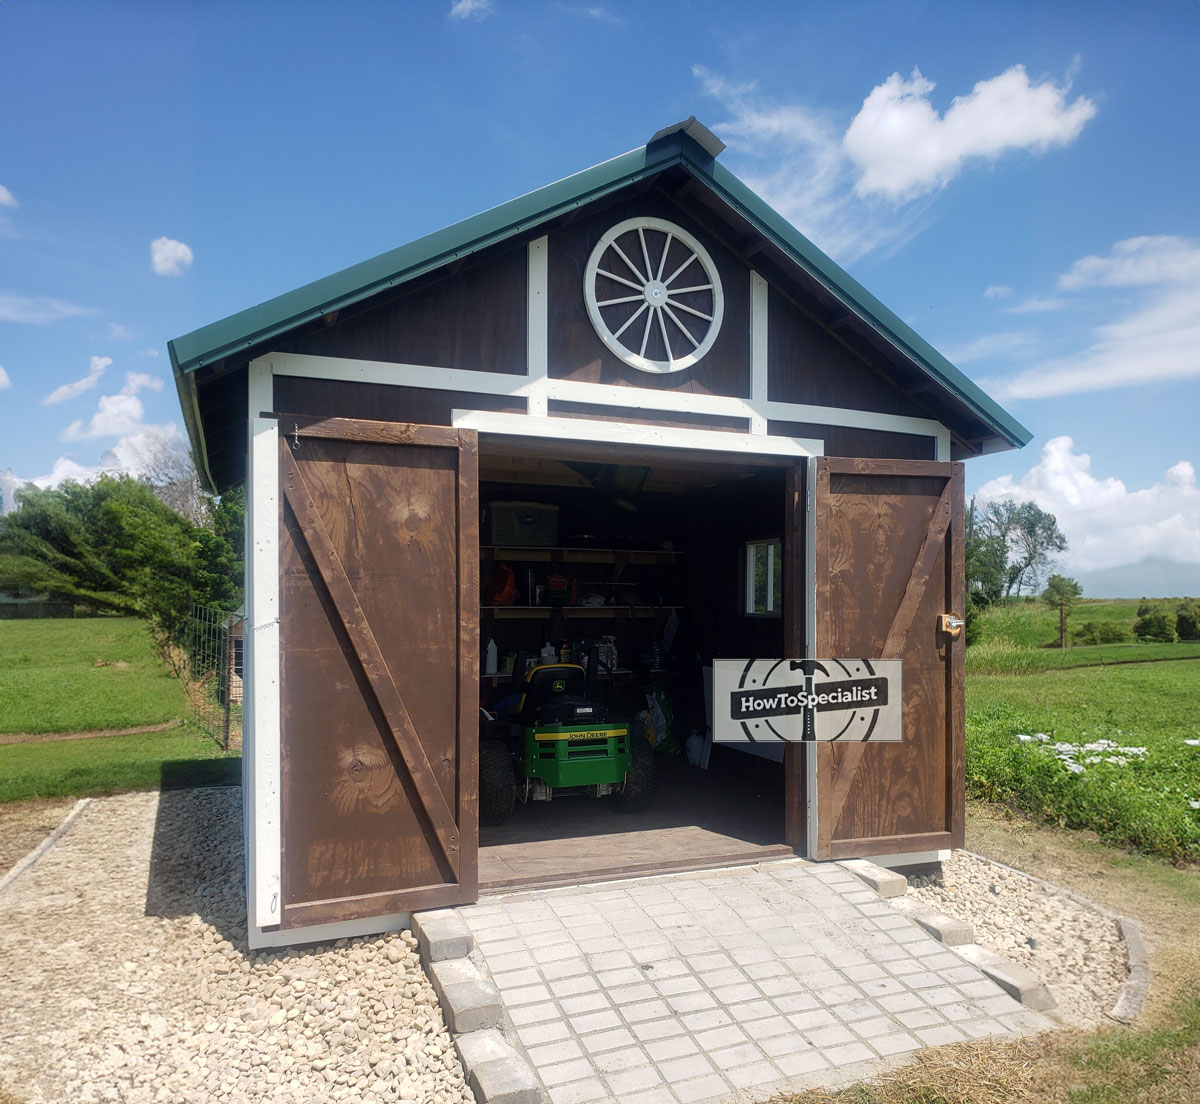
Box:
[268,352,947,447]
[452,410,823,458]
[246,357,282,935]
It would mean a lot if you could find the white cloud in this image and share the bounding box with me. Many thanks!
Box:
[140,346,161,358]
[983,284,1013,300]
[0,365,10,390]
[697,62,1094,264]
[0,293,99,325]
[976,436,1200,574]
[449,0,492,19]
[695,65,923,262]
[41,355,111,405]
[150,236,194,277]
[1058,234,1200,290]
[62,393,148,441]
[986,236,1200,400]
[941,331,1037,365]
[121,371,163,395]
[563,4,624,24]
[107,322,136,340]
[844,65,1097,202]
[0,185,17,208]
[1004,296,1067,314]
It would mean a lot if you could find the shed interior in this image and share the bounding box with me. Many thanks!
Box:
[474,440,802,891]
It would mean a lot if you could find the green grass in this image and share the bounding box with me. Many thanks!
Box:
[966,661,1200,862]
[967,598,1200,673]
[0,617,187,734]
[0,721,240,802]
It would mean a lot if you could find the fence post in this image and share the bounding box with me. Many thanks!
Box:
[222,617,234,751]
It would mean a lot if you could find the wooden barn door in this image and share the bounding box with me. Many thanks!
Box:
[277,417,479,929]
[811,457,964,861]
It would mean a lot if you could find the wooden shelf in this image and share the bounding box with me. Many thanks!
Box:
[481,605,683,620]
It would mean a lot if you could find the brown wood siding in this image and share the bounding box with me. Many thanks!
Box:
[278,419,478,927]
[768,420,936,460]
[547,194,751,396]
[274,375,523,427]
[767,286,931,417]
[811,458,964,860]
[279,245,527,375]
[547,400,749,432]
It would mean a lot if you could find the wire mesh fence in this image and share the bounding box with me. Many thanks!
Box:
[189,604,244,749]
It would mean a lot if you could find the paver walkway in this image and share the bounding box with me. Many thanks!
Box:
[458,859,1054,1104]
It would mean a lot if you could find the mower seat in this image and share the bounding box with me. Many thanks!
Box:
[517,663,607,726]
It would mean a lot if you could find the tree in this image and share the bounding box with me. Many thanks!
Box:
[1042,574,1082,649]
[1133,599,1175,643]
[1177,599,1200,642]
[977,499,1067,596]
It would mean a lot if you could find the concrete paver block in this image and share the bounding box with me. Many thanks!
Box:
[956,945,1057,1012]
[470,1056,546,1104]
[840,859,909,897]
[890,898,974,945]
[412,907,474,964]
[429,957,502,1034]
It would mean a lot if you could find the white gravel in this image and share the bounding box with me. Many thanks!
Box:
[906,851,1127,1028]
[0,788,472,1104]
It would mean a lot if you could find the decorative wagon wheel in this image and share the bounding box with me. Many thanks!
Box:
[584,216,724,374]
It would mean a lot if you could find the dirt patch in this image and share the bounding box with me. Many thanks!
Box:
[0,720,183,746]
[0,796,78,875]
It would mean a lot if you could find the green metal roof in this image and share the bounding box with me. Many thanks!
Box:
[171,123,1030,490]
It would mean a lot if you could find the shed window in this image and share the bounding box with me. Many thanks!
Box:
[745,538,782,617]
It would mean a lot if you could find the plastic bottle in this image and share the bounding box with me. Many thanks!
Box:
[540,641,556,664]
[485,638,498,675]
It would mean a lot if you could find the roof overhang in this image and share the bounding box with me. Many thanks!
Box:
[171,122,1030,493]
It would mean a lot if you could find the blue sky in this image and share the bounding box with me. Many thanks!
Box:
[2,1,1197,596]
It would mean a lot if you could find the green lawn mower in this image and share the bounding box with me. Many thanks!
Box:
[479,661,655,826]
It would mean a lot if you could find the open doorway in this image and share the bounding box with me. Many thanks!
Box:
[475,441,805,892]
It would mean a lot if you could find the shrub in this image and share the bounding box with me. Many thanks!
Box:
[1176,599,1200,642]
[1134,606,1175,642]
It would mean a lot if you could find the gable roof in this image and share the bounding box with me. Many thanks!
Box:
[171,119,1030,491]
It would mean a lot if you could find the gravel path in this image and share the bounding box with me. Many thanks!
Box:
[906,852,1127,1027]
[0,788,472,1104]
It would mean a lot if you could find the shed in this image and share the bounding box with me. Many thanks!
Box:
[172,119,1029,949]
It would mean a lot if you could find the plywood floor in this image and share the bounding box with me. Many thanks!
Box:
[478,754,795,893]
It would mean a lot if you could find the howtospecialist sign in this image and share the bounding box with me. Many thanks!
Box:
[713,659,902,743]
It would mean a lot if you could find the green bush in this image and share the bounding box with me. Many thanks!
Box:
[1176,599,1200,642]
[1134,606,1175,642]
[1072,620,1131,645]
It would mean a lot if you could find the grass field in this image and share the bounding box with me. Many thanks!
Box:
[966,661,1200,862]
[0,618,188,734]
[0,723,240,803]
[967,598,1200,674]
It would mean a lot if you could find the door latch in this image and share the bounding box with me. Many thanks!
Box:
[939,613,965,636]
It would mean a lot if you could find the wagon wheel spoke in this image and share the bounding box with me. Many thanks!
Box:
[639,308,654,358]
[597,294,645,308]
[668,283,713,295]
[664,251,701,287]
[597,268,644,293]
[612,302,648,341]
[637,228,654,286]
[662,304,700,349]
[611,241,647,284]
[666,298,713,322]
[656,307,674,365]
[655,232,673,281]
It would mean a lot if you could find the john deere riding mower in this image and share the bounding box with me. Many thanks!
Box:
[479,661,655,826]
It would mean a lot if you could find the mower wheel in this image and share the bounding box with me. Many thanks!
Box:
[479,739,516,826]
[614,733,655,812]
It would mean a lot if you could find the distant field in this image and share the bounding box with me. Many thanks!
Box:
[0,617,188,734]
[967,598,1200,674]
[967,659,1200,862]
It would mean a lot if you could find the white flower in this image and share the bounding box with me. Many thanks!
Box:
[1034,733,1050,742]
[1189,799,1200,810]
[1064,761,1085,774]
[1017,734,1035,743]
[1108,756,1129,766]
[1184,739,1200,747]
[1084,756,1103,764]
